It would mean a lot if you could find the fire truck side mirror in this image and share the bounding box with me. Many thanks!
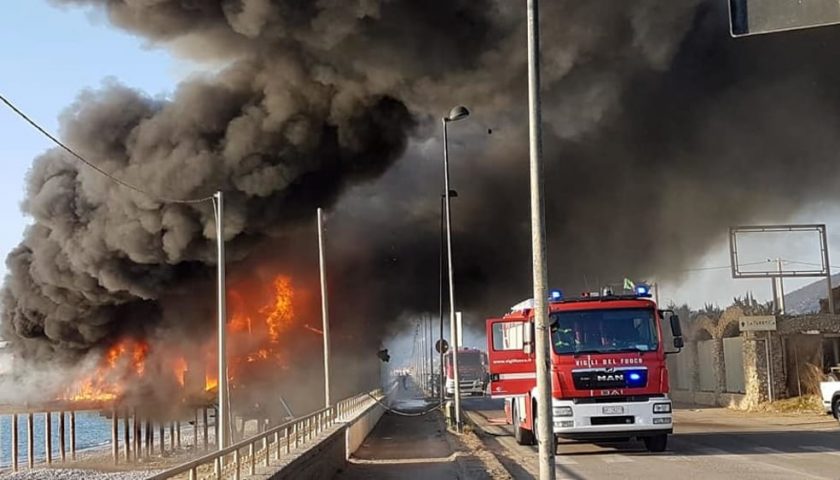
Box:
[669,315,684,351]
[670,314,683,337]
[523,321,533,355]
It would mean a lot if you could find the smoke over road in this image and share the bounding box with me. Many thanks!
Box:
[3,0,840,393]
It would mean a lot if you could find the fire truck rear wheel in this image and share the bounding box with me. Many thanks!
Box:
[513,403,535,446]
[643,434,668,452]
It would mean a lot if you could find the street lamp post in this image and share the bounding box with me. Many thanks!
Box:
[212,191,229,450]
[442,105,469,431]
[439,190,458,404]
[317,208,331,407]
[428,313,434,396]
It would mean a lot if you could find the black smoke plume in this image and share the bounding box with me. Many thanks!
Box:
[3,0,840,400]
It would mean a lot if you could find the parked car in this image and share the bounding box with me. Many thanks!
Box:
[821,367,840,424]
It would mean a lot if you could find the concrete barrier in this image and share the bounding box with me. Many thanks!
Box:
[345,396,387,458]
[268,389,394,479]
[268,427,347,480]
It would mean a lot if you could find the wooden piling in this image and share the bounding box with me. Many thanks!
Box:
[202,408,208,451]
[146,419,152,456]
[123,410,130,463]
[214,407,219,445]
[176,419,181,449]
[59,412,66,463]
[45,411,52,465]
[133,410,141,460]
[70,411,76,461]
[12,414,19,472]
[193,409,199,451]
[170,422,175,451]
[112,408,119,465]
[27,412,34,469]
[158,423,164,456]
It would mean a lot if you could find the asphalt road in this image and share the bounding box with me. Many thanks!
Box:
[463,397,840,480]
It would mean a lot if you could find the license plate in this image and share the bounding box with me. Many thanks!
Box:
[602,406,625,415]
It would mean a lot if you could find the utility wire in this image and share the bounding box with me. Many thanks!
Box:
[0,93,214,205]
[680,260,767,272]
[781,259,840,271]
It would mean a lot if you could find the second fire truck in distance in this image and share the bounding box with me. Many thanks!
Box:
[486,286,683,452]
[444,347,490,397]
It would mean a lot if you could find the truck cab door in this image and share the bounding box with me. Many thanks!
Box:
[486,317,536,397]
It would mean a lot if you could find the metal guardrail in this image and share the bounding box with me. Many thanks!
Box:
[149,388,382,480]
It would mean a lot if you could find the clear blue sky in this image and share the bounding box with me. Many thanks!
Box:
[0,1,183,279]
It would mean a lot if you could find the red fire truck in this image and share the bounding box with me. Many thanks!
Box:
[486,286,683,452]
[444,347,489,396]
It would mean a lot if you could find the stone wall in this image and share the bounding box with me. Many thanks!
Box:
[671,307,840,408]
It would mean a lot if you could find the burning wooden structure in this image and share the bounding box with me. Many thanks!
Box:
[0,274,309,473]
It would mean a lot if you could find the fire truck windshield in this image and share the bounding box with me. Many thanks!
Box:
[446,351,485,368]
[550,308,659,355]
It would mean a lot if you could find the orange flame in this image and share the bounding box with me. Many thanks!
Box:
[62,273,299,402]
[205,375,218,392]
[173,357,188,386]
[260,276,294,344]
[61,339,150,402]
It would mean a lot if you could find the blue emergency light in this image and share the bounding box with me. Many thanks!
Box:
[634,284,652,297]
[625,370,647,388]
[549,289,564,301]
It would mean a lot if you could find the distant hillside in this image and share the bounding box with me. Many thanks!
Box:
[783,274,840,314]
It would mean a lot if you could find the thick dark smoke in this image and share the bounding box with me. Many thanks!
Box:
[4,0,840,383]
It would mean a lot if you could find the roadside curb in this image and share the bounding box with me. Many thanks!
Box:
[454,410,516,480]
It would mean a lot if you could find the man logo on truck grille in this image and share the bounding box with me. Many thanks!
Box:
[596,373,625,382]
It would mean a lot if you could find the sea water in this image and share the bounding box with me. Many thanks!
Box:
[0,411,111,468]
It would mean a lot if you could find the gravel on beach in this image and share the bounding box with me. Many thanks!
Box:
[0,469,161,480]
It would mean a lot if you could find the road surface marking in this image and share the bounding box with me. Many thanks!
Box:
[601,454,633,463]
[697,447,740,457]
[802,446,840,456]
[751,446,794,456]
[348,452,466,464]
[660,454,692,461]
[694,446,830,480]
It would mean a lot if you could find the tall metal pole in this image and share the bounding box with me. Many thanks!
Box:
[317,208,331,406]
[420,318,428,390]
[439,196,446,405]
[776,258,786,315]
[442,119,462,431]
[428,314,434,396]
[527,0,557,477]
[213,191,229,450]
[820,226,835,314]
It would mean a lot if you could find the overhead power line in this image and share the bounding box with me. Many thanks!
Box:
[681,259,840,274]
[0,93,214,205]
[680,260,767,272]
[781,259,840,271]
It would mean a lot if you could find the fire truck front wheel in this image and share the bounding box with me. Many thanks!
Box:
[512,402,535,446]
[643,434,668,452]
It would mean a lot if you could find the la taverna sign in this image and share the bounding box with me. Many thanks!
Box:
[739,316,777,332]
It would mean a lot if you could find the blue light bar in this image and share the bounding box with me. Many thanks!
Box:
[635,283,652,298]
[549,289,564,301]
